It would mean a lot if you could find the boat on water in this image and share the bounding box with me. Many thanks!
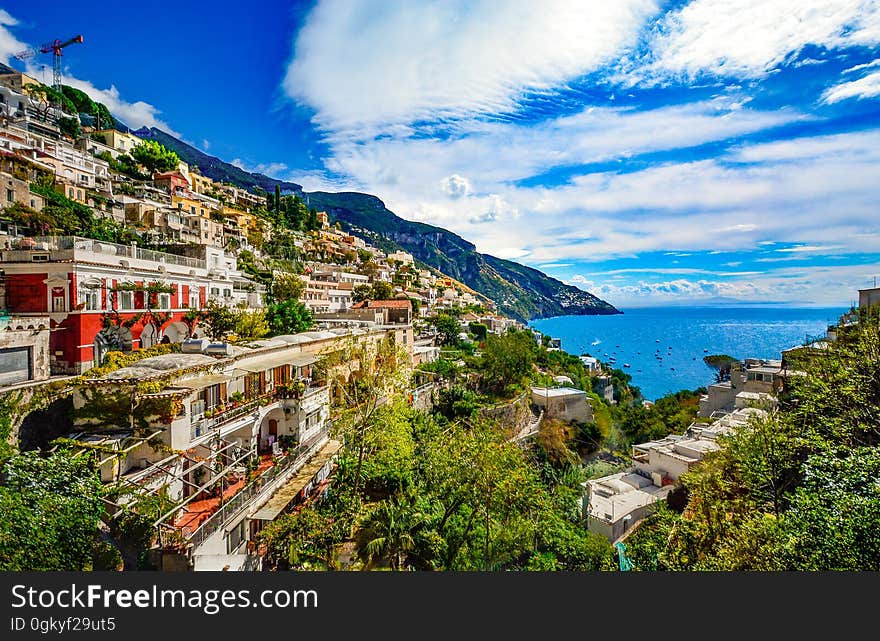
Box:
[592,339,601,346]
[623,363,631,368]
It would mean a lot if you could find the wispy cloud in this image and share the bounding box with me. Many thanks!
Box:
[285,0,661,135]
[569,262,880,307]
[58,75,182,136]
[0,10,26,63]
[638,0,880,81]
[231,158,289,178]
[776,245,846,253]
[823,69,880,103]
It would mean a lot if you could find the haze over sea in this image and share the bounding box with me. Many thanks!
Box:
[531,307,846,402]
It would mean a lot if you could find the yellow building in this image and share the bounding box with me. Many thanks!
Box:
[0,70,41,94]
[93,129,143,155]
[172,193,212,218]
[190,171,216,195]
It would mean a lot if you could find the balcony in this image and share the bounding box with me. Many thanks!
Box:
[190,396,267,442]
[182,424,332,550]
[1,236,206,269]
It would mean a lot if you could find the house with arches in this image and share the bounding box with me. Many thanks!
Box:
[0,236,262,374]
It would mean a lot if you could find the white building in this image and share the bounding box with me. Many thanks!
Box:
[584,406,767,542]
[531,387,593,423]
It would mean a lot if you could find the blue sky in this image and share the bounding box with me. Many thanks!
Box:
[3,1,880,309]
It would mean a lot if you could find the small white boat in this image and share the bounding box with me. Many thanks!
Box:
[623,363,631,368]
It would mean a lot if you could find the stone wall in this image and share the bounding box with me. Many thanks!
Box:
[478,391,533,437]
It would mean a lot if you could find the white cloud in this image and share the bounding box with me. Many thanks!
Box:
[842,58,880,74]
[441,174,472,199]
[285,170,352,193]
[315,126,880,264]
[823,69,880,103]
[493,247,531,260]
[451,129,880,262]
[776,245,846,253]
[230,158,289,178]
[42,75,180,137]
[568,262,880,307]
[641,0,880,81]
[0,10,26,63]
[721,223,758,232]
[279,0,880,308]
[285,0,660,134]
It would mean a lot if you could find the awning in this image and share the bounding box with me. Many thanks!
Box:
[177,374,231,390]
[235,352,318,373]
[289,353,319,367]
[250,439,342,521]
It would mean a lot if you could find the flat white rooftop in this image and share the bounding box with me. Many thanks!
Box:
[531,386,586,398]
[585,472,673,525]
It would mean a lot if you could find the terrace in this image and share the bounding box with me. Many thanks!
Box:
[1,235,205,269]
[158,424,333,551]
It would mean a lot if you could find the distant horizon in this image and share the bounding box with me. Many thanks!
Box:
[531,303,850,324]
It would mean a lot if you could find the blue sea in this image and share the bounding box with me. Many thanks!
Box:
[531,307,845,401]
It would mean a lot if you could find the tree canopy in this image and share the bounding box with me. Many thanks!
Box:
[131,140,180,175]
[266,299,314,336]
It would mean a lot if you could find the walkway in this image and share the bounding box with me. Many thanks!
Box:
[510,409,543,442]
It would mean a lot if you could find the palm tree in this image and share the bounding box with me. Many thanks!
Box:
[357,495,428,570]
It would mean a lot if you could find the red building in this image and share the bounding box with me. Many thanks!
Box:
[0,236,263,374]
[152,171,191,194]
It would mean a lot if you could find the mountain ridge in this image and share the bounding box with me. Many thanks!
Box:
[305,191,620,322]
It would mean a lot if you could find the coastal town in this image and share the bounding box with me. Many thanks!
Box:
[2,56,879,573]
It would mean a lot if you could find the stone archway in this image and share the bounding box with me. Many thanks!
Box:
[140,323,157,349]
[93,326,133,365]
[163,321,190,344]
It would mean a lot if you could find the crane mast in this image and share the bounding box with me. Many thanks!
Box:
[13,34,84,107]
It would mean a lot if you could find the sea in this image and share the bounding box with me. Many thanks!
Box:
[530,306,846,402]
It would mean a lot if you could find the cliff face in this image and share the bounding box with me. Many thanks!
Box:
[305,191,620,322]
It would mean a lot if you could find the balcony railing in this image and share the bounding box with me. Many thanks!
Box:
[190,397,266,442]
[185,424,331,550]
[190,386,328,441]
[12,236,206,269]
